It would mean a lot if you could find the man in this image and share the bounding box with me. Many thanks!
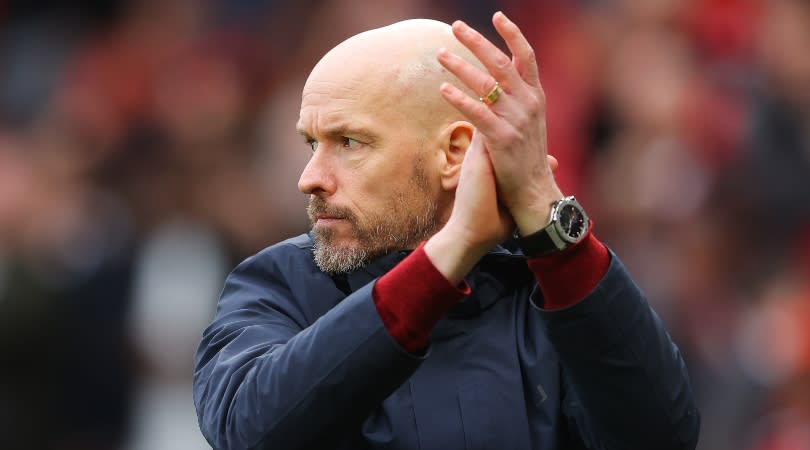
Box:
[193,12,700,450]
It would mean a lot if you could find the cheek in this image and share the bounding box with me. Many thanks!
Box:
[347,176,404,224]
[342,174,387,223]
[346,143,433,215]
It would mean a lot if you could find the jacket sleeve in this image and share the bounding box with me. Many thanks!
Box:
[534,251,700,450]
[192,251,424,450]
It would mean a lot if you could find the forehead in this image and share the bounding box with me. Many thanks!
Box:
[298,37,420,137]
[297,60,407,136]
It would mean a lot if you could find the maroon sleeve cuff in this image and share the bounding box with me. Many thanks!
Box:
[372,242,470,353]
[526,231,610,310]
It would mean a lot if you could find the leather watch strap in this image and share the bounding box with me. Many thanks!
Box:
[516,225,559,257]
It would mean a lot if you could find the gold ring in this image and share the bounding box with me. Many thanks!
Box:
[480,82,503,106]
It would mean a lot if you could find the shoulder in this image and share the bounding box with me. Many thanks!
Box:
[216,233,346,329]
[220,233,322,303]
[217,233,333,320]
[236,233,315,274]
[252,232,313,260]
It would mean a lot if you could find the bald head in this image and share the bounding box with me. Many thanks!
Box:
[300,19,484,139]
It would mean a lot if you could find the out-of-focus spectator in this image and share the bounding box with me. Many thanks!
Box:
[0,132,136,450]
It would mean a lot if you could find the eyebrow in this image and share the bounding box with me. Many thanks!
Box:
[296,123,379,144]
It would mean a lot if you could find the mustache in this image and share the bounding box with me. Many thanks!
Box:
[307,197,356,224]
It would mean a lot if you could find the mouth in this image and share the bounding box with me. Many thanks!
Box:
[314,214,346,224]
[308,196,353,227]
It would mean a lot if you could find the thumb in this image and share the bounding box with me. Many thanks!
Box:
[459,131,488,177]
[547,155,559,172]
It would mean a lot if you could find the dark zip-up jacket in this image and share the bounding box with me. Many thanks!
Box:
[193,233,700,449]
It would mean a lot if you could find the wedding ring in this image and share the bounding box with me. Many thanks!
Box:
[480,82,503,106]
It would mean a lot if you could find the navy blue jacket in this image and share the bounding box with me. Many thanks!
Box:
[193,234,700,449]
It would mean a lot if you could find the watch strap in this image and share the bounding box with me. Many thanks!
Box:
[516,223,561,257]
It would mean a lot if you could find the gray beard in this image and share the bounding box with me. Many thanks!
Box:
[310,200,439,274]
[312,235,369,274]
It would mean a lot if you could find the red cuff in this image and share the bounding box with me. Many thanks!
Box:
[373,242,470,353]
[526,232,610,310]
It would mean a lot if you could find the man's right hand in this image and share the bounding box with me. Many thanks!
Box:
[424,130,512,284]
[424,130,559,285]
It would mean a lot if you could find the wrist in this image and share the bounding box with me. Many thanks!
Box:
[424,225,489,284]
[512,188,564,237]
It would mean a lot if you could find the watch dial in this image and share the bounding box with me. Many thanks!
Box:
[559,204,586,240]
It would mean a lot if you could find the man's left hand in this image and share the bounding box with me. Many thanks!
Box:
[436,11,564,236]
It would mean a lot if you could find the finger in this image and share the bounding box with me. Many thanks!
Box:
[461,132,494,185]
[437,48,500,104]
[466,131,486,163]
[451,20,523,89]
[439,81,502,136]
[492,12,541,87]
[440,78,526,130]
[547,155,558,172]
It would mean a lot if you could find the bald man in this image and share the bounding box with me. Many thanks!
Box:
[193,12,699,450]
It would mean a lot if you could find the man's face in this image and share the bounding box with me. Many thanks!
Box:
[297,59,442,274]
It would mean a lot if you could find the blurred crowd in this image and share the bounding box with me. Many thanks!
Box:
[0,0,808,449]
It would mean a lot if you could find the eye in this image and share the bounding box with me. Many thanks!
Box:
[341,137,362,149]
[306,139,319,152]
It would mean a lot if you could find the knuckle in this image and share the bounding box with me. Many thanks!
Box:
[498,126,520,144]
[478,79,495,96]
[525,47,536,63]
[532,90,546,111]
[514,113,531,132]
[493,53,511,71]
[526,94,542,114]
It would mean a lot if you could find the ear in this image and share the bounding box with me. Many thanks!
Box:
[439,121,474,191]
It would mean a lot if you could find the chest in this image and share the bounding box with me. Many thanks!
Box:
[359,294,564,450]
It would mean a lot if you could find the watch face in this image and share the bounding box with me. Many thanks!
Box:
[557,203,588,243]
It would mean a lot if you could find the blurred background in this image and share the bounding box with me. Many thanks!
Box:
[0,0,808,449]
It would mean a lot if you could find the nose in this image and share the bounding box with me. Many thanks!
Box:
[297,150,336,196]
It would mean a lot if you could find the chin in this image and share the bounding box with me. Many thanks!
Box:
[312,237,370,274]
[312,226,356,250]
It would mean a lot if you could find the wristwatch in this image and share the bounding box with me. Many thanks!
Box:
[516,196,590,257]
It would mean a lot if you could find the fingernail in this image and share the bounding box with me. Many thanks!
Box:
[454,20,470,33]
[439,82,458,98]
